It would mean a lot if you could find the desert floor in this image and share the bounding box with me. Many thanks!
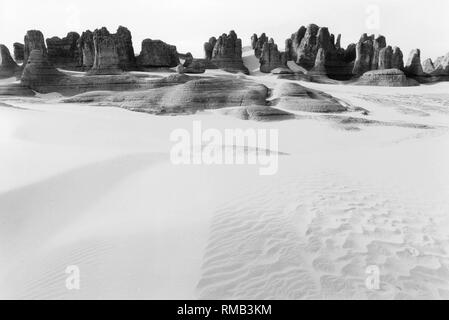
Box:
[1,68,449,299]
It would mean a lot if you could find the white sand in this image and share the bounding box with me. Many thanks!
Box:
[1,73,449,299]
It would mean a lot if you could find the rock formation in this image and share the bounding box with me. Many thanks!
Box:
[21,49,67,91]
[181,52,193,67]
[182,59,206,74]
[355,69,419,87]
[433,53,449,75]
[378,46,393,70]
[353,34,374,75]
[210,31,249,74]
[285,26,307,62]
[115,26,136,70]
[90,27,121,75]
[24,30,47,64]
[312,48,327,74]
[371,36,386,70]
[137,39,179,68]
[259,38,284,73]
[391,47,404,70]
[271,82,347,113]
[252,33,268,58]
[404,49,424,76]
[204,37,217,60]
[296,24,320,69]
[64,76,268,114]
[422,58,435,74]
[13,43,24,62]
[46,32,80,70]
[77,30,95,70]
[0,45,20,78]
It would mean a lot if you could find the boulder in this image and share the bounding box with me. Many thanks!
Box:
[378,45,393,70]
[210,31,249,74]
[352,33,374,75]
[0,45,20,78]
[46,32,80,70]
[391,47,404,70]
[13,43,24,62]
[355,68,419,87]
[24,30,47,64]
[90,27,121,75]
[259,38,284,73]
[77,30,95,70]
[204,37,217,60]
[137,39,179,68]
[422,58,435,74]
[404,49,424,76]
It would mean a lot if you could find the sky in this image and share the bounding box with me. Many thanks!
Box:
[1,0,448,61]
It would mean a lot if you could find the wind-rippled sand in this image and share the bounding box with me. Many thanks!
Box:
[1,75,449,299]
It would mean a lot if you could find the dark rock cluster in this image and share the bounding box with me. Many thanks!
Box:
[46,32,80,70]
[205,31,249,74]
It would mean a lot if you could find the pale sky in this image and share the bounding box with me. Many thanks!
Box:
[1,0,448,61]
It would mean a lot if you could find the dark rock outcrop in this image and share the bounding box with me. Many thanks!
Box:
[253,33,268,58]
[181,52,193,67]
[285,26,307,62]
[378,45,393,70]
[90,27,121,75]
[353,34,374,75]
[210,31,248,74]
[21,49,67,90]
[296,24,320,69]
[204,37,217,60]
[77,30,95,70]
[46,32,80,70]
[115,26,136,70]
[404,49,424,76]
[371,36,386,70]
[137,39,179,68]
[182,59,206,74]
[24,30,47,64]
[0,45,20,78]
[259,38,284,73]
[312,48,327,74]
[391,47,404,70]
[13,43,24,62]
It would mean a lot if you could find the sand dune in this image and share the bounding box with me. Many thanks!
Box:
[1,72,449,299]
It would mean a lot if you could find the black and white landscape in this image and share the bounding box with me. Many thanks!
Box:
[1,0,449,300]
